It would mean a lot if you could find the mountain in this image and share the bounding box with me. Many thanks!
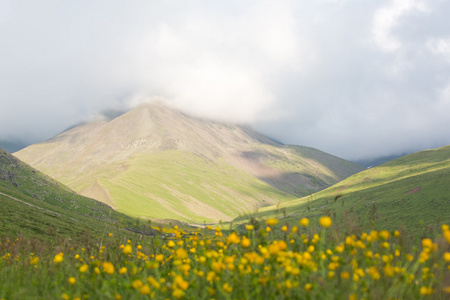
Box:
[236,145,450,234]
[0,147,151,241]
[15,101,364,223]
[353,153,407,168]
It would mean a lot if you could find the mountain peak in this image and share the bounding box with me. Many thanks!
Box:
[15,102,363,222]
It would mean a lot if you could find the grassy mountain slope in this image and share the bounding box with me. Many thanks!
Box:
[0,147,151,241]
[15,102,363,223]
[234,145,450,234]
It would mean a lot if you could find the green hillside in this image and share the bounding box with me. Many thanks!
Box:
[234,145,450,235]
[15,102,363,223]
[0,148,154,241]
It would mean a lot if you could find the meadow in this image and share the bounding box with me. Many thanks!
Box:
[1,216,450,299]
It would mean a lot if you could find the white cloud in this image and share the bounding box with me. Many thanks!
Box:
[1,0,450,159]
[372,0,428,52]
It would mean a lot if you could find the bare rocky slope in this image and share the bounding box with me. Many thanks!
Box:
[15,102,364,222]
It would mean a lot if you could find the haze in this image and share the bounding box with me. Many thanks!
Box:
[1,0,450,160]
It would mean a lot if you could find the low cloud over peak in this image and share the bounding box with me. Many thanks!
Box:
[1,0,450,160]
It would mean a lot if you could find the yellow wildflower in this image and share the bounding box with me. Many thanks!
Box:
[140,285,150,295]
[102,262,115,274]
[79,264,88,273]
[319,216,332,228]
[53,253,63,264]
[444,252,450,263]
[266,218,279,226]
[300,218,309,227]
[175,248,188,259]
[132,279,143,289]
[241,237,251,248]
[226,232,241,244]
[304,283,313,292]
[30,256,39,265]
[122,244,132,255]
[68,277,76,285]
[223,282,233,293]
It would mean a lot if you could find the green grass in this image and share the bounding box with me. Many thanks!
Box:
[0,148,155,242]
[233,145,450,235]
[81,150,297,223]
[1,216,450,299]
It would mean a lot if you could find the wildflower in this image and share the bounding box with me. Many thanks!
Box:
[300,218,309,227]
[223,282,233,293]
[132,279,143,289]
[147,276,161,289]
[140,285,150,295]
[79,264,88,273]
[68,277,76,285]
[419,286,433,295]
[118,267,127,274]
[304,283,313,292]
[114,295,122,300]
[62,293,70,300]
[444,252,450,263]
[155,254,164,262]
[266,218,279,226]
[379,230,390,240]
[30,256,39,265]
[108,232,113,237]
[122,244,132,255]
[167,241,175,248]
[226,232,240,244]
[102,262,115,274]
[175,248,188,259]
[241,237,251,248]
[444,230,450,244]
[281,225,288,232]
[341,271,350,279]
[53,253,63,264]
[319,216,332,228]
[172,289,185,299]
[245,224,254,230]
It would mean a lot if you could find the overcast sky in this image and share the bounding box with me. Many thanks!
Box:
[1,0,450,160]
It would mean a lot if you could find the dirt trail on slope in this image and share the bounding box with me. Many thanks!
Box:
[0,191,78,222]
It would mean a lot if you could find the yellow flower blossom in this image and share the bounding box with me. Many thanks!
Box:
[245,224,254,230]
[53,253,63,264]
[140,285,150,295]
[300,218,309,227]
[79,264,88,273]
[102,262,115,274]
[319,216,332,228]
[122,244,132,255]
[266,218,279,226]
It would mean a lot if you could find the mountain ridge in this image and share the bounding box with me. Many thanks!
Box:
[15,101,364,222]
[235,144,450,233]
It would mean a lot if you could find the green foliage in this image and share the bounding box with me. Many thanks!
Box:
[0,148,155,242]
[1,216,450,299]
[236,145,450,235]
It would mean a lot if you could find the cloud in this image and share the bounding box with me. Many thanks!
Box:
[1,0,450,159]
